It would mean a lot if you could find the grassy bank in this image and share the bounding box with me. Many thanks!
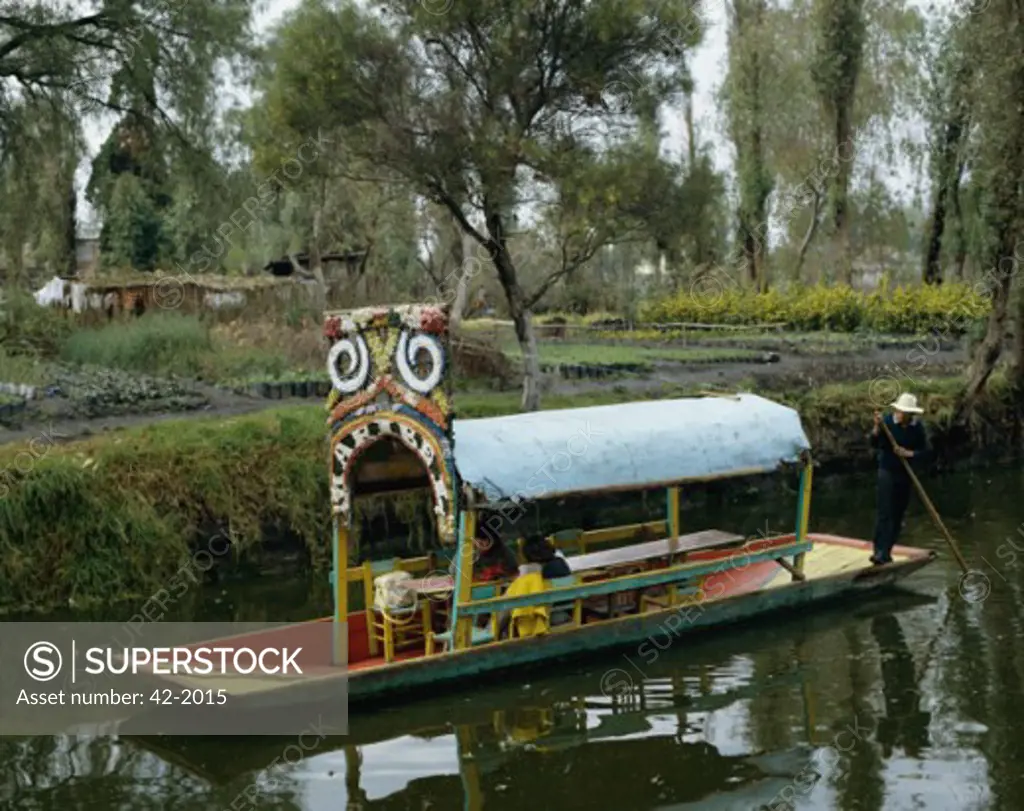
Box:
[0,374,1018,615]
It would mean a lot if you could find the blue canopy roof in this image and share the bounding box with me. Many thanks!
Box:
[452,394,811,504]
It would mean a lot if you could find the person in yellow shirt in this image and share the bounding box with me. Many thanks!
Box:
[497,538,556,638]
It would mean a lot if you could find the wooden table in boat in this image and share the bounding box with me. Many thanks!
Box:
[566,529,746,574]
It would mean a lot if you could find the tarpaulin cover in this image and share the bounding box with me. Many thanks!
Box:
[452,394,811,504]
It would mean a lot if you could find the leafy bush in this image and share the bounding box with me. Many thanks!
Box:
[641,282,990,334]
[61,313,212,377]
[0,288,73,357]
[0,409,329,614]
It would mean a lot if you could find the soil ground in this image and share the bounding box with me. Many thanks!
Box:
[0,342,967,449]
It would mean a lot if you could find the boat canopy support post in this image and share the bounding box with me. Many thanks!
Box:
[793,453,813,579]
[451,491,477,650]
[332,516,348,666]
[666,486,682,602]
[667,486,681,552]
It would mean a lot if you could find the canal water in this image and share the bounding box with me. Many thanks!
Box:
[2,465,1022,811]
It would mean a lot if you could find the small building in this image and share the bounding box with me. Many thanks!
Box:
[263,251,367,277]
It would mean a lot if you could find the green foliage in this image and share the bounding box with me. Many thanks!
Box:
[0,289,73,358]
[0,409,330,614]
[100,173,166,271]
[256,0,707,317]
[642,281,990,333]
[60,314,212,377]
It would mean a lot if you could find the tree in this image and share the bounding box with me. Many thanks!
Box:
[809,0,867,284]
[0,1,254,135]
[954,0,1024,420]
[725,0,774,291]
[1,2,255,277]
[0,95,81,283]
[259,0,702,411]
[920,9,978,285]
[101,172,163,270]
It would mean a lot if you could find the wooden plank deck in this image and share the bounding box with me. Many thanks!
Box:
[761,534,912,590]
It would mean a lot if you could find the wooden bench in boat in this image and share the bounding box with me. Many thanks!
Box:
[567,529,744,618]
[567,529,745,573]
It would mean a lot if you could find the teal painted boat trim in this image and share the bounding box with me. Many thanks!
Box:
[457,541,813,616]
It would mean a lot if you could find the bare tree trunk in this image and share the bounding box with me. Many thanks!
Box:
[483,202,542,411]
[684,89,697,169]
[922,69,971,285]
[960,272,1012,419]
[64,184,77,278]
[310,183,327,312]
[922,174,951,285]
[795,188,823,281]
[518,309,542,412]
[834,105,855,286]
[951,162,968,280]
[449,232,470,331]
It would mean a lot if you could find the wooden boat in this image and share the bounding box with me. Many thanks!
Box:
[121,303,937,722]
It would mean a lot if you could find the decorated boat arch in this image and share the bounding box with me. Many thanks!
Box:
[324,303,457,546]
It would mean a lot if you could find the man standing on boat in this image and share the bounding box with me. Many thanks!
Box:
[870,392,931,565]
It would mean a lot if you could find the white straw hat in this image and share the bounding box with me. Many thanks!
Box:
[890,392,924,414]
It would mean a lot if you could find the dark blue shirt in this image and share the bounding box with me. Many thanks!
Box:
[541,556,571,579]
[870,413,930,478]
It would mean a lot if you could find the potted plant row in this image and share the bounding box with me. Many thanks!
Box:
[224,374,333,399]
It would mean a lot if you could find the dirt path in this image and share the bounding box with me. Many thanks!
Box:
[0,345,966,448]
[0,385,316,448]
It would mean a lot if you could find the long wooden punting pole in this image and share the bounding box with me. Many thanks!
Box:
[880,418,969,574]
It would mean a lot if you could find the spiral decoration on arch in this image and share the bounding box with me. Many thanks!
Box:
[394,331,445,395]
[327,335,371,394]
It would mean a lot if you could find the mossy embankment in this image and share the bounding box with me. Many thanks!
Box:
[0,375,1019,615]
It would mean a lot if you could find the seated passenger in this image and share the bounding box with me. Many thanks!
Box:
[448,522,517,582]
[496,539,569,639]
[522,534,571,579]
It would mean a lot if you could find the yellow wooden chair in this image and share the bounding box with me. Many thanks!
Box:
[425,582,502,655]
[364,559,429,662]
[640,575,708,613]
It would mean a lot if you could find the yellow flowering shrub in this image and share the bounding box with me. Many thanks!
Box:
[640,282,989,334]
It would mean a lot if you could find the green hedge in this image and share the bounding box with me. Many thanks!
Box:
[641,281,991,334]
[0,409,329,614]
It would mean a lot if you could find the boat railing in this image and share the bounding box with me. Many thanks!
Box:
[336,516,672,586]
[455,534,812,627]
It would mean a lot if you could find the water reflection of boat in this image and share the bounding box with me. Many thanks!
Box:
[124,590,936,808]
[127,304,937,720]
